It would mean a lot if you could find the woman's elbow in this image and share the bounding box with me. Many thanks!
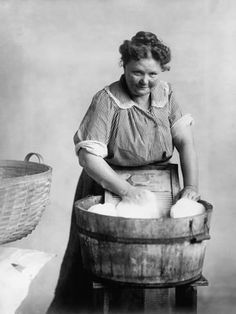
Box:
[78,149,87,168]
[173,132,194,152]
[176,141,197,161]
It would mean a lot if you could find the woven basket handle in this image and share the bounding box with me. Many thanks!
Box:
[24,152,44,163]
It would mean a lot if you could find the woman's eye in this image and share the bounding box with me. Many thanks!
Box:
[133,71,142,76]
[150,73,157,77]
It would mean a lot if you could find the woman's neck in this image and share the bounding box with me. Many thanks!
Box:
[120,75,151,110]
[132,94,151,110]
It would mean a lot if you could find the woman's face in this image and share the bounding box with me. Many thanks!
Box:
[124,57,162,98]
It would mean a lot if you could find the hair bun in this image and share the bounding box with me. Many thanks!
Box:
[119,31,171,71]
[131,31,160,47]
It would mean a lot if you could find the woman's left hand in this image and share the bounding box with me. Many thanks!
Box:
[175,186,200,202]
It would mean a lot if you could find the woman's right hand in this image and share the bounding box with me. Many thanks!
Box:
[117,186,159,218]
[122,186,156,205]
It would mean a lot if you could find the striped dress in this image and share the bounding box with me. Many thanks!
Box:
[48,76,193,313]
[74,75,192,166]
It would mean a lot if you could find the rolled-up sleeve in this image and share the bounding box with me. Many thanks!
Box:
[168,85,183,126]
[171,114,194,139]
[74,89,115,158]
[168,84,194,139]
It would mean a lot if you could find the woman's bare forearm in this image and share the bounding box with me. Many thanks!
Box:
[78,149,131,197]
[178,142,198,191]
[173,126,199,192]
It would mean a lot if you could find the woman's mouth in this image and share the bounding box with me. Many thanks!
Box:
[138,85,149,89]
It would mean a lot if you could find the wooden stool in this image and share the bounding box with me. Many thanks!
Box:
[92,275,208,314]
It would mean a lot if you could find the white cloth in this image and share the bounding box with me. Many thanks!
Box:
[116,190,163,219]
[170,198,205,218]
[0,247,54,314]
[88,191,164,219]
[88,203,117,216]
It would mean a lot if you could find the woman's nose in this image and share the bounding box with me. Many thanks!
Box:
[140,75,148,85]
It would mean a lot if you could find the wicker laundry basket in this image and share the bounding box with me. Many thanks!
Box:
[0,153,52,244]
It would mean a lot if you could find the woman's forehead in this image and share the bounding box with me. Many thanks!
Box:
[126,58,162,71]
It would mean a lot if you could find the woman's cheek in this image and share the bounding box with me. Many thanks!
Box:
[131,78,140,87]
[130,75,139,84]
[149,79,158,89]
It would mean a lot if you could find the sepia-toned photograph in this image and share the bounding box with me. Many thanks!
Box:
[0,1,235,313]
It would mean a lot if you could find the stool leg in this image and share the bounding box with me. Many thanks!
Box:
[144,288,171,313]
[175,286,197,313]
[92,287,104,312]
[103,288,109,314]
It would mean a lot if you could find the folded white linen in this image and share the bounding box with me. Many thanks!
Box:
[0,247,54,314]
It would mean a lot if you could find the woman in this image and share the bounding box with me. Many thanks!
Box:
[48,31,199,313]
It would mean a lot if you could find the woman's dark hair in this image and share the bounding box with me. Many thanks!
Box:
[119,31,171,71]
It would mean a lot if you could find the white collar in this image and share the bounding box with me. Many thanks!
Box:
[104,79,169,110]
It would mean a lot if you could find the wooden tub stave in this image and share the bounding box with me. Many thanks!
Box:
[75,196,212,287]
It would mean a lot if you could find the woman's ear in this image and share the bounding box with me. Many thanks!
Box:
[123,65,127,75]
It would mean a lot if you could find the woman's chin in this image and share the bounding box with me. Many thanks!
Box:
[134,88,150,96]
